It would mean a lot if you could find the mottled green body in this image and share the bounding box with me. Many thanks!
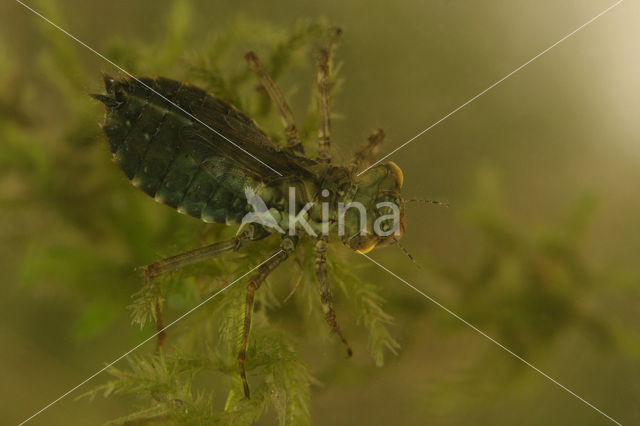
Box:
[95,76,311,225]
[94,75,403,249]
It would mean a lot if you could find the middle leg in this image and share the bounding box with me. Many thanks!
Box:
[145,237,242,350]
[237,236,297,399]
[144,225,267,350]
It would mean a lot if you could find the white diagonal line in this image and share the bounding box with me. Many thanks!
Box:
[358,0,625,176]
[18,250,284,425]
[14,0,284,177]
[357,251,622,425]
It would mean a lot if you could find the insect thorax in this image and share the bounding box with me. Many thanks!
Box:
[259,162,404,251]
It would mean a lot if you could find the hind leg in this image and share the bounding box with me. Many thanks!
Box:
[144,226,266,350]
[245,51,304,153]
[316,29,342,164]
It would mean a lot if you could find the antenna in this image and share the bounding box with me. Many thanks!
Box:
[393,237,421,269]
[403,198,450,208]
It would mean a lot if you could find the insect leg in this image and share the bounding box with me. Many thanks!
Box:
[245,51,304,154]
[238,236,297,398]
[283,256,304,303]
[314,237,353,357]
[316,28,342,164]
[146,239,239,282]
[347,128,386,172]
[144,225,269,349]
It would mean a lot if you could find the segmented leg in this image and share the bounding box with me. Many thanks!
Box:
[314,237,352,357]
[316,29,342,164]
[144,225,267,350]
[347,128,385,172]
[145,238,240,281]
[238,236,297,398]
[245,51,304,153]
[283,257,304,303]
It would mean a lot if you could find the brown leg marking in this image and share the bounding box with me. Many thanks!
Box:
[154,300,166,351]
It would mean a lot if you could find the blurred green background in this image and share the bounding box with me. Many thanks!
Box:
[1,0,639,424]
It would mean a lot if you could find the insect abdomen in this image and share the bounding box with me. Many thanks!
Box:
[95,76,249,225]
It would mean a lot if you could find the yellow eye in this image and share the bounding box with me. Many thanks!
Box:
[357,239,377,254]
[385,161,403,188]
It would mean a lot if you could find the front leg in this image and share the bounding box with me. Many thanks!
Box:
[314,237,352,357]
[347,128,385,172]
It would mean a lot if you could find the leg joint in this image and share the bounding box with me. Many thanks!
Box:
[280,235,298,253]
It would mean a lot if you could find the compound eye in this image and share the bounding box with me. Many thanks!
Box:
[358,239,377,254]
[347,234,378,254]
[384,161,404,189]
